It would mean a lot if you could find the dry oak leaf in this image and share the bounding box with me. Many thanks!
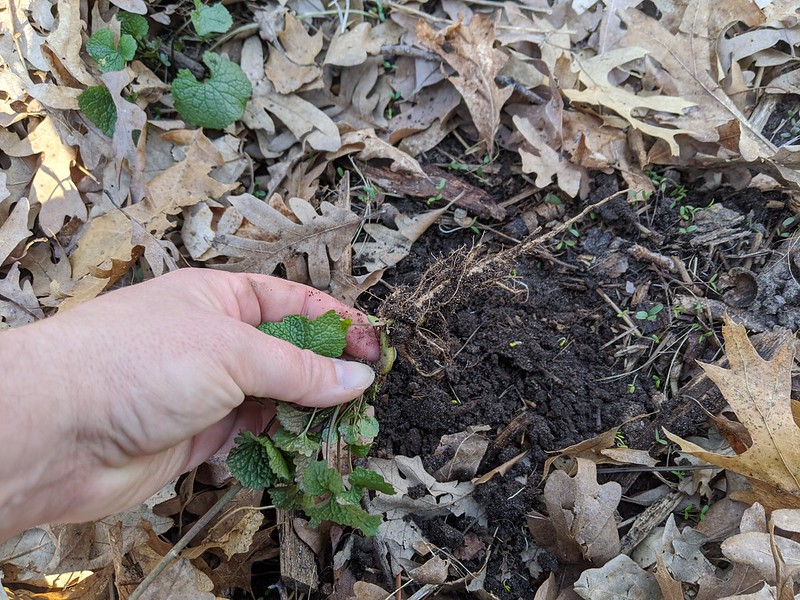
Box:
[212,193,359,289]
[619,6,774,162]
[530,458,621,565]
[665,315,800,511]
[416,16,513,154]
[44,0,97,87]
[562,47,695,156]
[5,116,87,235]
[134,129,237,236]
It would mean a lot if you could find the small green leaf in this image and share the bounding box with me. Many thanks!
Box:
[227,430,275,489]
[306,499,382,536]
[269,484,309,509]
[349,467,395,494]
[257,435,292,481]
[275,402,313,434]
[272,428,320,457]
[339,486,363,506]
[117,11,149,41]
[259,310,352,358]
[339,424,359,445]
[350,443,372,458]
[191,0,234,36]
[358,415,380,439]
[171,51,252,129]
[86,29,136,72]
[304,460,344,496]
[78,85,117,136]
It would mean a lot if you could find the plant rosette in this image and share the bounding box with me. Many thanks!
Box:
[226,310,395,536]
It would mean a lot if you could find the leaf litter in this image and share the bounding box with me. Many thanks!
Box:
[5,0,800,598]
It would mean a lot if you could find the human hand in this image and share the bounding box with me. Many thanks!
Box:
[0,269,379,541]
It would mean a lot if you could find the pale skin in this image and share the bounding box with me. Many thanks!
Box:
[0,268,380,543]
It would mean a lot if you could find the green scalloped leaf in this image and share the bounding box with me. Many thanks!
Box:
[304,460,344,496]
[349,467,395,495]
[227,430,275,489]
[117,12,149,41]
[306,499,382,536]
[78,85,117,136]
[171,51,252,129]
[259,310,352,358]
[272,427,320,457]
[86,29,136,72]
[191,0,233,36]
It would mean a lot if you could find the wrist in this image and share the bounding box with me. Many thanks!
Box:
[0,324,83,541]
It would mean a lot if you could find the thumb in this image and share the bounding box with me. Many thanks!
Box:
[222,322,376,407]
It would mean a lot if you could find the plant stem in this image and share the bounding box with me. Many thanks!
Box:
[128,482,243,600]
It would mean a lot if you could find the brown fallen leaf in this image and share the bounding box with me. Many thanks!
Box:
[5,116,86,235]
[562,47,695,156]
[529,458,621,565]
[543,420,655,476]
[619,5,774,162]
[432,425,491,482]
[0,199,32,267]
[0,263,44,328]
[417,16,513,153]
[513,114,586,198]
[213,194,359,289]
[665,315,800,511]
[573,554,660,598]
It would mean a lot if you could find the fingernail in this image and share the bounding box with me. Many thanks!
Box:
[334,360,375,390]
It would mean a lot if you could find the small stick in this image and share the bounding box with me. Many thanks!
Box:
[129,483,243,600]
[629,244,702,295]
[597,288,643,338]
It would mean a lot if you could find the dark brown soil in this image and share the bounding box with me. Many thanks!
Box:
[346,165,796,598]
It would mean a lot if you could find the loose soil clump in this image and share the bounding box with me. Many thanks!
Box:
[353,175,795,598]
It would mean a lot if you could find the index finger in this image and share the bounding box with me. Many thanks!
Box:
[236,273,381,363]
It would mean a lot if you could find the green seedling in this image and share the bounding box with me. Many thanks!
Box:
[635,303,663,322]
[544,192,563,206]
[777,216,797,238]
[425,179,446,205]
[654,428,669,445]
[683,503,710,523]
[227,310,395,536]
[555,226,579,251]
[614,431,628,448]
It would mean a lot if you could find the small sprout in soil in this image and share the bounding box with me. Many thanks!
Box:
[368,0,388,22]
[614,431,628,448]
[555,226,579,251]
[634,303,663,322]
[652,374,662,389]
[426,193,443,206]
[627,378,637,394]
[509,340,523,348]
[707,273,720,293]
[778,216,797,238]
[683,503,711,523]
[654,428,669,445]
[544,192,562,206]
